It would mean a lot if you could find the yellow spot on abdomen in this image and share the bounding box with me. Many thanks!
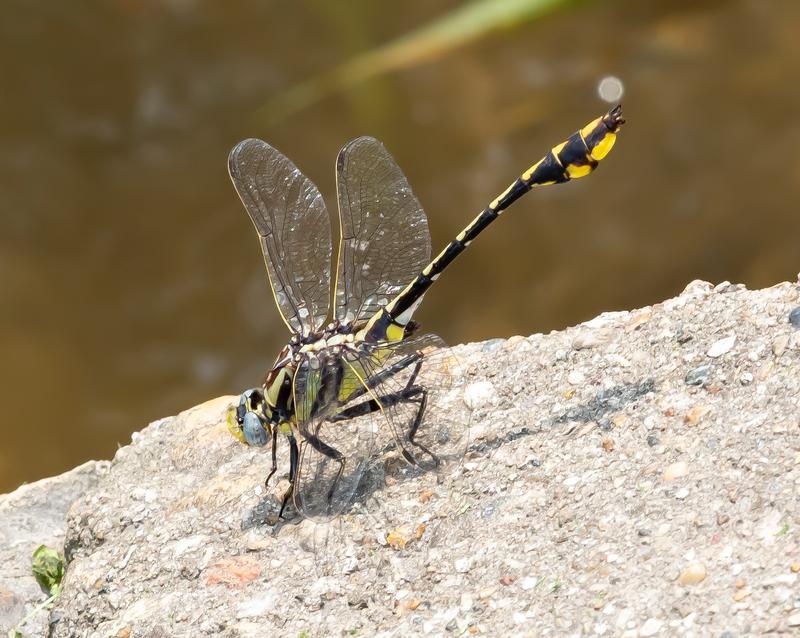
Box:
[386,323,404,343]
[521,159,542,182]
[490,182,515,210]
[566,163,593,179]
[590,132,617,161]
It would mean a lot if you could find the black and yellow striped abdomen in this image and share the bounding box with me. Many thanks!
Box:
[361,106,624,343]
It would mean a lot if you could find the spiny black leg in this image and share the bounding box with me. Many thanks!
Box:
[398,357,438,465]
[403,389,439,467]
[331,355,425,423]
[264,425,279,487]
[403,358,423,390]
[288,435,299,482]
[331,382,438,466]
[304,434,346,513]
[278,435,300,519]
[331,385,423,421]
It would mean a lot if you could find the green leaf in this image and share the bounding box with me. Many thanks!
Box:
[31,545,64,597]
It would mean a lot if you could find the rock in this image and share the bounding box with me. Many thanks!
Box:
[2,281,800,637]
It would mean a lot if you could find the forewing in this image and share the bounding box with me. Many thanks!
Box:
[334,137,431,326]
[229,138,332,336]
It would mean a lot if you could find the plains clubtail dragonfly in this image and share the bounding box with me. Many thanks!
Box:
[227,106,624,519]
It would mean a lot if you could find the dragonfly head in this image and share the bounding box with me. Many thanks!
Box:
[227,388,272,447]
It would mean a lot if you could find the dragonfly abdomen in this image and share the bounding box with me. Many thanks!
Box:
[361,106,624,343]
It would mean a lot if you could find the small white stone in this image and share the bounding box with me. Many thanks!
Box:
[640,617,663,636]
[512,611,527,625]
[520,576,538,590]
[707,335,736,358]
[675,487,690,499]
[463,381,495,409]
[615,608,634,629]
[567,370,585,385]
[236,590,278,618]
[739,372,753,385]
[454,557,472,573]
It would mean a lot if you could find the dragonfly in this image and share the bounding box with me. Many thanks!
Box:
[226,106,624,520]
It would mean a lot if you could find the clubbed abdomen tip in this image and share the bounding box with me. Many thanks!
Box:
[604,105,625,132]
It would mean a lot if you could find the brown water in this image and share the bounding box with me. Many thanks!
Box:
[2,0,799,492]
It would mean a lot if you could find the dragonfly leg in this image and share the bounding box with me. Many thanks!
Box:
[332,382,439,467]
[395,357,440,466]
[278,434,300,519]
[264,425,280,487]
[303,433,346,514]
[331,352,424,422]
[402,388,439,467]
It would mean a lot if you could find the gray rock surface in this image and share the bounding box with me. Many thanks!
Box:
[4,279,800,637]
[0,461,108,636]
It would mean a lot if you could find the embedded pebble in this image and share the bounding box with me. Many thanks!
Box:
[685,364,712,386]
[772,334,789,357]
[684,404,711,426]
[678,563,707,585]
[640,618,663,636]
[463,381,495,409]
[567,370,585,385]
[788,306,800,328]
[739,372,753,386]
[663,461,689,482]
[707,335,736,357]
[572,329,612,350]
[454,558,472,573]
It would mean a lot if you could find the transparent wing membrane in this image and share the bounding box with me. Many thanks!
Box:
[353,334,470,470]
[292,336,470,520]
[229,138,332,336]
[334,137,431,326]
[293,350,380,520]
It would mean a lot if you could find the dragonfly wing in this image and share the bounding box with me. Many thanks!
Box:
[229,138,332,336]
[334,137,431,326]
[351,334,471,472]
[292,351,378,520]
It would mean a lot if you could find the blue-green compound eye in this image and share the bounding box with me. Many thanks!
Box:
[242,411,269,447]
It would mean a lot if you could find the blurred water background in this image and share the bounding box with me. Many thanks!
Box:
[2,0,799,491]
